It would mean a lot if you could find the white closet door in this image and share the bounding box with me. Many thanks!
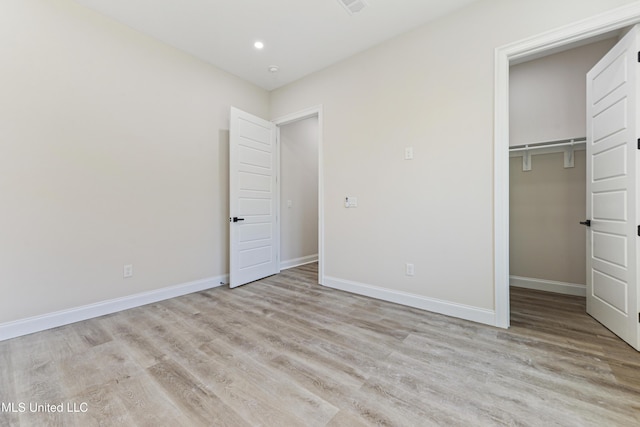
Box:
[585,25,639,350]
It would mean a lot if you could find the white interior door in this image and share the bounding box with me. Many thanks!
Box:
[229,107,279,288]
[586,25,639,350]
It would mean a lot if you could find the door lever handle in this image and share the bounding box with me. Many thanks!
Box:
[579,219,591,227]
[230,217,245,223]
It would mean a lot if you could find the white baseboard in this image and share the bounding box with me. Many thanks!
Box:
[510,276,586,297]
[323,276,496,327]
[280,254,318,270]
[0,275,227,342]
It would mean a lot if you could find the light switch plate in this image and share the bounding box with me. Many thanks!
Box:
[404,146,414,160]
[123,264,133,278]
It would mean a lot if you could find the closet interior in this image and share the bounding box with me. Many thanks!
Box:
[508,37,618,298]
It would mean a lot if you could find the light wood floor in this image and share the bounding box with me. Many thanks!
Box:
[1,263,639,426]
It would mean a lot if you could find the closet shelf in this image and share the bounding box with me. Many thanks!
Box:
[509,137,586,152]
[509,137,586,171]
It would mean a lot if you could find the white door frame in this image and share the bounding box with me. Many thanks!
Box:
[272,105,324,284]
[494,4,640,328]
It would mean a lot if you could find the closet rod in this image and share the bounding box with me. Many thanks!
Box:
[509,137,586,152]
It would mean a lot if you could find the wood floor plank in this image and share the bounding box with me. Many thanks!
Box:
[218,285,400,362]
[147,359,251,427]
[1,263,639,426]
[199,289,381,380]
[243,282,413,341]
[325,409,372,427]
[57,340,144,397]
[91,371,189,427]
[97,312,167,369]
[198,339,340,426]
[265,353,397,426]
[49,382,135,427]
[136,308,320,426]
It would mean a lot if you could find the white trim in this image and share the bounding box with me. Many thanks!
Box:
[0,276,226,342]
[510,276,586,297]
[323,276,496,326]
[494,43,511,329]
[318,108,325,285]
[272,105,325,285]
[280,254,319,270]
[272,105,321,126]
[509,142,586,156]
[494,3,640,330]
[276,121,281,275]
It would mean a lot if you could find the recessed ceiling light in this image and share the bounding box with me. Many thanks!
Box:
[254,41,264,50]
[268,65,279,73]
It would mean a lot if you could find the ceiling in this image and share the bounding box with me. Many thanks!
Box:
[73,0,480,90]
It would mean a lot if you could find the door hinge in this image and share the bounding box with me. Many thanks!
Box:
[637,138,640,150]
[638,225,639,236]
[637,51,640,62]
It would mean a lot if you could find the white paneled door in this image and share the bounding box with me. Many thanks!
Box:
[229,107,279,288]
[586,25,639,350]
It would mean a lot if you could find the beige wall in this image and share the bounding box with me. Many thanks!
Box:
[510,38,618,146]
[0,0,268,324]
[270,0,635,310]
[510,153,587,284]
[279,117,319,265]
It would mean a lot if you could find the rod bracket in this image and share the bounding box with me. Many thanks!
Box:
[564,140,575,168]
[522,146,531,171]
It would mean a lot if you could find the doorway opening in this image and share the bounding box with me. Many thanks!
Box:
[273,106,324,284]
[493,5,640,329]
[508,39,617,303]
[278,116,319,273]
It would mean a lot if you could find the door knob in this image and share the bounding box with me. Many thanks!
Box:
[580,220,591,227]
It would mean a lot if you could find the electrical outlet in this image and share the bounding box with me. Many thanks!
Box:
[405,263,414,276]
[123,264,133,278]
